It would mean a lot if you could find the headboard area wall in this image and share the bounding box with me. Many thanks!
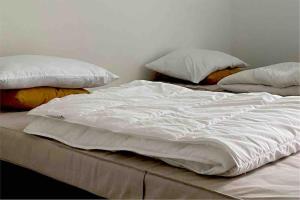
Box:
[0,0,232,85]
[1,0,299,85]
[231,0,300,67]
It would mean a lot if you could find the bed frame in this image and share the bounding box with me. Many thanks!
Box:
[1,127,239,199]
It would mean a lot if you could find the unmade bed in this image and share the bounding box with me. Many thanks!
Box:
[1,111,300,200]
[1,38,300,200]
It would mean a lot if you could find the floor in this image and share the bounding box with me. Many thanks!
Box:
[0,161,103,199]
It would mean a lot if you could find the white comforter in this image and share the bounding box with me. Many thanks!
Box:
[25,81,300,176]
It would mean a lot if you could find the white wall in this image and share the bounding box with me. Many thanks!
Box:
[0,0,232,84]
[232,0,300,67]
[1,0,299,83]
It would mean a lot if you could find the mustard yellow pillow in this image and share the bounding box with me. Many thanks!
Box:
[202,67,241,85]
[0,87,89,111]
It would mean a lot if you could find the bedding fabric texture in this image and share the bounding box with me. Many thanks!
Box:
[25,81,300,177]
[153,73,225,91]
[218,62,300,96]
[146,49,247,84]
[1,112,300,199]
[0,87,89,111]
[0,55,118,89]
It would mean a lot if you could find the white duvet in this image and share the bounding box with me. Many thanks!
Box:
[25,81,300,176]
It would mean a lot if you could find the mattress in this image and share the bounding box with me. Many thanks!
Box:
[1,112,300,199]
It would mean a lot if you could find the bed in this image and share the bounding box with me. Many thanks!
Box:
[1,108,300,199]
[1,52,299,199]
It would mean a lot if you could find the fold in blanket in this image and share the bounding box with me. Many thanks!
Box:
[25,81,300,176]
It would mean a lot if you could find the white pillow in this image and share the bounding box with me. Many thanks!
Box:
[218,62,300,96]
[146,49,247,83]
[219,62,300,88]
[0,55,119,89]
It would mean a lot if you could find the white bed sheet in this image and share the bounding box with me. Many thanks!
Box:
[0,112,30,130]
